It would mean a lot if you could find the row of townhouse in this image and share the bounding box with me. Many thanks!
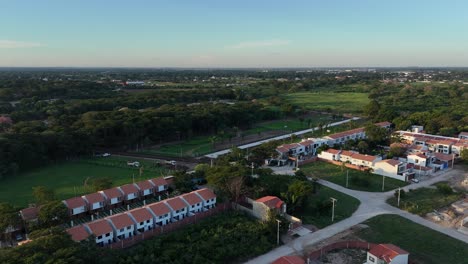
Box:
[275,122,392,162]
[66,188,216,246]
[63,177,169,217]
[396,130,468,156]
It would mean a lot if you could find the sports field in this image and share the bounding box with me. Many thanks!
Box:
[283,92,369,114]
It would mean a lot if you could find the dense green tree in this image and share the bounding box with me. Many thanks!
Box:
[38,201,69,227]
[32,186,56,205]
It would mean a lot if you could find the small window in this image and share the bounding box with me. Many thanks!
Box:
[97,235,102,239]
[120,228,124,232]
[106,233,110,237]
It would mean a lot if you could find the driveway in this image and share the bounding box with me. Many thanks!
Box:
[245,168,468,264]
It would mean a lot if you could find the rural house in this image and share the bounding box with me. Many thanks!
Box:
[63,197,87,216]
[66,225,90,242]
[134,180,154,199]
[85,219,114,246]
[82,192,106,212]
[127,207,154,233]
[365,244,409,264]
[147,201,172,226]
[194,188,217,210]
[164,197,189,222]
[107,213,135,240]
[118,184,140,203]
[99,187,124,209]
[180,192,204,214]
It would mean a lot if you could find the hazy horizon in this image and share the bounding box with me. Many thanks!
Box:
[2,0,468,67]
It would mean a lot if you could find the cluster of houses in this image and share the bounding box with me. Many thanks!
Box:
[66,188,216,246]
[273,122,392,165]
[62,177,170,217]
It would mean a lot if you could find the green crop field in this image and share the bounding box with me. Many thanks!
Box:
[300,162,408,192]
[283,92,369,113]
[357,215,468,264]
[0,156,171,207]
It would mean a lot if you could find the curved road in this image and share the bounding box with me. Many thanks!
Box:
[246,169,468,264]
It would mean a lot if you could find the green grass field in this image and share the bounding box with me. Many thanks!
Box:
[296,185,360,228]
[0,156,171,207]
[356,215,468,264]
[300,162,408,192]
[283,92,369,114]
[387,183,463,216]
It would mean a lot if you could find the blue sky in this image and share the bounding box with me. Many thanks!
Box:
[1,0,467,67]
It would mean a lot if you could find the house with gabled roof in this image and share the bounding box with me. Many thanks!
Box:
[272,255,305,264]
[67,225,90,242]
[373,159,408,181]
[194,188,217,210]
[118,184,139,203]
[127,207,154,233]
[164,197,188,222]
[85,219,114,246]
[365,244,409,264]
[150,177,169,193]
[106,213,135,240]
[407,153,428,167]
[82,192,106,212]
[99,187,123,208]
[63,197,87,216]
[134,180,154,198]
[147,201,171,226]
[19,206,40,223]
[252,196,286,220]
[180,192,203,214]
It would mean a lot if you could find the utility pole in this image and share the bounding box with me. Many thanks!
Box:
[346,170,349,188]
[276,219,281,245]
[330,197,337,222]
[452,153,455,169]
[382,175,385,191]
[132,173,135,184]
[397,187,401,207]
[251,162,254,178]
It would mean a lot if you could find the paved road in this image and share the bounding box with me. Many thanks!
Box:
[204,117,360,159]
[245,168,468,264]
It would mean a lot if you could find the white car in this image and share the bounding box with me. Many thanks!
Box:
[127,161,140,167]
[102,153,111,157]
[411,178,420,183]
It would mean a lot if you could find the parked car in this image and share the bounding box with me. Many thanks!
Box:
[102,153,111,157]
[127,161,140,167]
[411,178,420,183]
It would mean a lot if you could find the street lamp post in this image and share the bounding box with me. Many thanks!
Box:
[346,170,349,188]
[276,219,281,245]
[330,197,337,222]
[382,175,385,191]
[251,162,254,178]
[397,187,401,207]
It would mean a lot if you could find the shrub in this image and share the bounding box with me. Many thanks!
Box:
[436,183,453,195]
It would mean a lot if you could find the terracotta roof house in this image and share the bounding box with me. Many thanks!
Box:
[107,213,135,240]
[99,187,123,208]
[373,159,408,182]
[67,225,90,242]
[194,188,217,210]
[134,180,154,197]
[181,192,203,214]
[366,244,409,264]
[63,197,87,216]
[86,219,114,246]
[19,206,40,222]
[82,192,106,212]
[164,197,188,221]
[127,207,154,232]
[150,177,169,193]
[147,201,172,226]
[256,196,285,210]
[272,255,305,264]
[118,184,139,203]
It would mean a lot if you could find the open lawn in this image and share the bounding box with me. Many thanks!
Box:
[300,162,409,192]
[387,183,463,216]
[356,214,468,264]
[283,92,369,114]
[0,156,171,207]
[296,185,360,228]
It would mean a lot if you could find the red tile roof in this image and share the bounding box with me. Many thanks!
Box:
[67,225,90,242]
[276,146,290,153]
[82,192,105,204]
[150,177,168,187]
[324,148,340,155]
[256,196,284,209]
[134,180,153,191]
[351,153,379,162]
[64,197,87,209]
[433,152,453,161]
[381,159,402,166]
[181,192,202,206]
[272,256,305,264]
[408,153,427,159]
[164,197,187,211]
[100,187,123,199]
[107,213,135,229]
[86,219,113,236]
[326,127,364,140]
[299,140,314,146]
[340,150,356,157]
[119,184,139,195]
[369,244,409,263]
[20,206,40,221]
[128,208,153,223]
[147,201,171,216]
[194,188,216,201]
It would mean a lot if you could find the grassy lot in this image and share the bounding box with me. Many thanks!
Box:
[300,162,409,192]
[283,92,369,114]
[356,214,468,264]
[296,185,360,228]
[0,156,171,207]
[387,183,464,216]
